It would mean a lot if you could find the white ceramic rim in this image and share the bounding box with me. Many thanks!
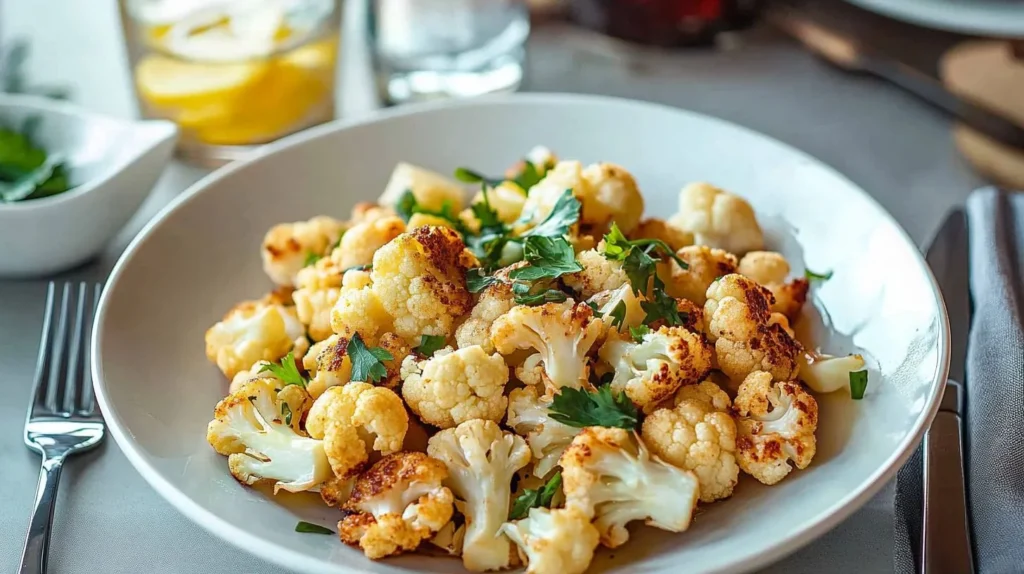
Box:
[0,93,176,212]
[92,92,950,574]
[844,0,1024,37]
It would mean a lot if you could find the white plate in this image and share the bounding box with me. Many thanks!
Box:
[844,0,1024,37]
[92,94,948,574]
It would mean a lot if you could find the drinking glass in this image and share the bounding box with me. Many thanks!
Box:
[119,0,341,166]
[369,0,530,105]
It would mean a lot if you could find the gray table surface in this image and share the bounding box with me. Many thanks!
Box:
[0,1,986,573]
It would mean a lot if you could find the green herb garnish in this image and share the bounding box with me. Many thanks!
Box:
[512,161,543,192]
[259,352,308,388]
[512,282,568,306]
[641,288,686,327]
[347,333,394,383]
[281,402,293,426]
[521,190,582,239]
[415,334,446,357]
[295,521,335,535]
[805,268,834,281]
[508,236,583,282]
[601,222,687,295]
[585,300,600,313]
[629,324,650,343]
[608,300,627,329]
[509,472,562,520]
[466,268,500,293]
[849,370,868,400]
[454,166,504,187]
[394,189,466,233]
[303,251,322,267]
[549,384,639,429]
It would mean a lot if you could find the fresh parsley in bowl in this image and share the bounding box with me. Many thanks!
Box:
[0,117,72,203]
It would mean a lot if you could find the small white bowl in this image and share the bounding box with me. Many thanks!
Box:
[0,94,177,277]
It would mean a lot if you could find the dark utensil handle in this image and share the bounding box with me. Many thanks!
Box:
[868,59,1024,150]
[921,406,975,574]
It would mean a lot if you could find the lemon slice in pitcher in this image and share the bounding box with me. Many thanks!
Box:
[135,56,267,110]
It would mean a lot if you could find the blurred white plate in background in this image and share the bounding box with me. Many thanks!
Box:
[845,0,1024,36]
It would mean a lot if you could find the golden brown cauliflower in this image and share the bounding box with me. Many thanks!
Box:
[704,274,801,382]
[586,284,646,332]
[559,427,699,548]
[303,335,352,399]
[293,255,345,342]
[204,297,308,379]
[206,379,330,494]
[737,251,809,321]
[659,245,738,304]
[401,345,509,429]
[734,371,819,485]
[261,215,345,287]
[371,226,476,343]
[376,332,411,390]
[330,270,395,345]
[331,216,406,271]
[501,506,600,574]
[562,249,629,299]
[339,452,454,559]
[306,382,409,479]
[669,182,764,255]
[378,162,467,214]
[642,399,739,502]
[349,202,396,224]
[597,326,713,413]
[455,282,515,354]
[579,162,645,234]
[672,378,732,412]
[491,300,606,395]
[629,218,693,252]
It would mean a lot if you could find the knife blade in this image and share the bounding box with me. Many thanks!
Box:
[921,209,974,574]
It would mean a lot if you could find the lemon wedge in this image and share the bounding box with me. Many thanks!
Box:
[136,55,268,109]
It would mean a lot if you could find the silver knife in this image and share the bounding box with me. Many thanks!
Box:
[922,209,975,574]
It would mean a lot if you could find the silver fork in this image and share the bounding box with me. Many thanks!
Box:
[19,282,105,574]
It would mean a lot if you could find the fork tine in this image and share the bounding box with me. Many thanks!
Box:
[75,284,102,416]
[43,284,74,415]
[61,283,88,416]
[29,283,57,416]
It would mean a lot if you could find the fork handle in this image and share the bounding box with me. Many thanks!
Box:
[19,456,65,574]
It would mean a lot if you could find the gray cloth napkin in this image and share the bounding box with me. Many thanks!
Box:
[894,188,1024,573]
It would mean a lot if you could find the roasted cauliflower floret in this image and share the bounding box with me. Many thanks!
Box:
[734,371,819,485]
[261,215,345,287]
[598,326,713,413]
[371,226,476,343]
[306,383,409,478]
[659,245,738,304]
[578,162,644,234]
[206,379,330,493]
[427,420,531,572]
[401,346,509,429]
[563,249,629,299]
[560,427,699,548]
[339,452,455,559]
[507,386,581,478]
[641,400,739,502]
[294,256,345,342]
[705,274,801,382]
[455,282,515,353]
[672,378,732,412]
[350,202,396,224]
[471,181,527,223]
[798,352,866,394]
[376,332,412,390]
[330,272,395,345]
[630,218,693,252]
[586,284,646,331]
[331,216,406,271]
[303,335,352,398]
[670,182,764,255]
[491,300,605,394]
[228,359,273,394]
[378,162,467,213]
[501,507,600,574]
[737,251,809,320]
[205,298,308,379]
